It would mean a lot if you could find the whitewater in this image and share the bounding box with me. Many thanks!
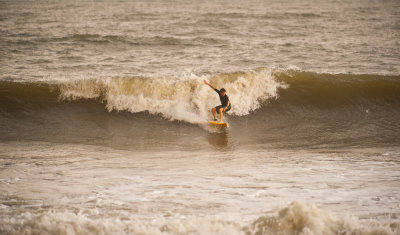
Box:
[58,68,285,123]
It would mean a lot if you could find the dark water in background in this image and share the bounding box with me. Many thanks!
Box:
[1,0,400,234]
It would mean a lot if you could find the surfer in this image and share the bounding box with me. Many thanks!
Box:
[203,80,231,122]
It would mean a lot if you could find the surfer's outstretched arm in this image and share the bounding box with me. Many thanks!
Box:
[203,80,216,90]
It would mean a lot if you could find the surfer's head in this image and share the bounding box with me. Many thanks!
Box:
[220,88,226,96]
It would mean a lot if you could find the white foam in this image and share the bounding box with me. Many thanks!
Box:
[58,68,287,123]
[1,201,397,235]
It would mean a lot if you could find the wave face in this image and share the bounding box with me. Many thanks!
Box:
[1,69,400,149]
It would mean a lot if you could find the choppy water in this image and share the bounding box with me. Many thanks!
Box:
[1,0,399,80]
[1,0,400,234]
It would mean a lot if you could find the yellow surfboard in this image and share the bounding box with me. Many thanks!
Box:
[208,121,229,128]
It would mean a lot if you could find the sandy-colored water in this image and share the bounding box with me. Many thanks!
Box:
[1,0,400,234]
[1,142,399,234]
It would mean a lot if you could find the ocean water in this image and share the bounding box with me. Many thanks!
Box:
[1,0,400,234]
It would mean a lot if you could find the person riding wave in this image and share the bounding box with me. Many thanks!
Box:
[203,80,231,122]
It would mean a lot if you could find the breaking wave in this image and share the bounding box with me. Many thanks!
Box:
[0,201,398,235]
[1,67,399,126]
[1,68,285,123]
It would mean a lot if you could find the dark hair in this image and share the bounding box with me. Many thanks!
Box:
[220,88,226,92]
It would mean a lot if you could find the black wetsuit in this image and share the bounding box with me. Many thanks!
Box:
[214,89,231,112]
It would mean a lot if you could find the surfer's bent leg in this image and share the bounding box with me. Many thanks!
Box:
[211,107,217,120]
[219,107,224,122]
[214,105,223,121]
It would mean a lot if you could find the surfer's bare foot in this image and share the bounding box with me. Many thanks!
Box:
[214,118,217,121]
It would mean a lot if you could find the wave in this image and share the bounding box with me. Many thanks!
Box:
[0,201,397,235]
[202,12,322,20]
[4,34,227,47]
[1,68,399,122]
[2,68,399,148]
[0,68,284,123]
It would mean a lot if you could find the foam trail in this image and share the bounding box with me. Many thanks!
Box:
[58,68,286,123]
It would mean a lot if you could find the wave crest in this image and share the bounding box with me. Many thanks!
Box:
[59,69,285,123]
[246,201,397,235]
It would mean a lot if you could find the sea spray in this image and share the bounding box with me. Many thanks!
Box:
[58,68,286,123]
